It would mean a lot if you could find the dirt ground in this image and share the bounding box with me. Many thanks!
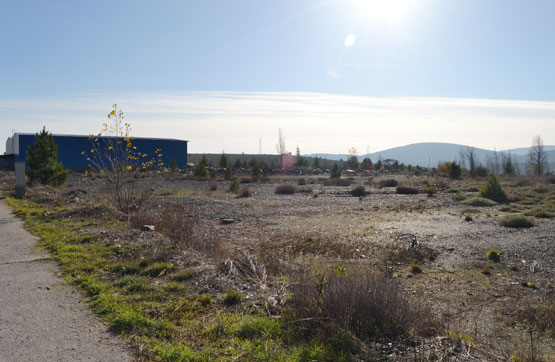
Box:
[12,172,555,361]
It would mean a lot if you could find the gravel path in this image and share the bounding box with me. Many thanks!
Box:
[0,200,132,362]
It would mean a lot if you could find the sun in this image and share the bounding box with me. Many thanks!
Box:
[353,0,412,22]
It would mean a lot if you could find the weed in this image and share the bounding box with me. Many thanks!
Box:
[510,265,519,272]
[481,269,491,275]
[209,183,218,191]
[200,295,213,306]
[464,215,473,222]
[274,185,297,194]
[500,214,536,228]
[115,276,154,293]
[486,249,501,263]
[223,290,242,306]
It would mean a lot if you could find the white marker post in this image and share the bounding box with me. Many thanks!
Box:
[15,162,25,199]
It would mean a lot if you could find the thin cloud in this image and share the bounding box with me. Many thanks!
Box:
[1,91,554,154]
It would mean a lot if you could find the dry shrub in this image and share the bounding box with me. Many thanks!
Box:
[285,267,436,344]
[351,185,367,197]
[323,179,352,187]
[396,186,419,195]
[239,177,254,184]
[129,203,193,248]
[275,184,297,194]
[513,177,534,187]
[237,187,252,198]
[378,178,398,188]
[297,178,306,186]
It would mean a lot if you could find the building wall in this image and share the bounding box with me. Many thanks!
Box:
[12,134,188,170]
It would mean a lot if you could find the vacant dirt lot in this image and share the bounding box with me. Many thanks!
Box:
[6,172,554,361]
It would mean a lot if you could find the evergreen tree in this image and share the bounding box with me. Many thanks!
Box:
[330,163,341,179]
[313,157,320,169]
[26,127,68,186]
[233,159,242,170]
[218,152,228,169]
[169,157,178,173]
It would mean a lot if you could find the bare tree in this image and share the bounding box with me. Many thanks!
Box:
[276,128,286,155]
[461,147,477,177]
[527,135,548,176]
[486,148,501,175]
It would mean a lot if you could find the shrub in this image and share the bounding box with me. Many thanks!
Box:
[209,183,218,191]
[193,163,209,178]
[464,215,473,222]
[424,186,437,197]
[239,177,253,184]
[26,127,68,186]
[396,186,419,195]
[228,179,239,193]
[323,179,352,187]
[351,185,367,197]
[410,264,422,274]
[486,249,501,262]
[462,197,497,207]
[448,162,462,179]
[237,187,252,198]
[285,267,436,344]
[527,208,554,219]
[378,179,398,188]
[223,290,242,306]
[453,192,466,201]
[297,178,306,186]
[275,184,297,194]
[330,163,341,179]
[500,214,535,228]
[479,175,507,203]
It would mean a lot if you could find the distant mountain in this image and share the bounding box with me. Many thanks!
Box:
[308,142,555,172]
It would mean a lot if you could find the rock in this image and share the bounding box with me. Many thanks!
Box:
[141,225,155,231]
[220,218,236,225]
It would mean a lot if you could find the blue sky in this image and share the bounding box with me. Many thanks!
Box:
[1,0,555,154]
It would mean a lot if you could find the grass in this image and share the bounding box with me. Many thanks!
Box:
[3,196,311,361]
[500,214,536,228]
[462,197,497,207]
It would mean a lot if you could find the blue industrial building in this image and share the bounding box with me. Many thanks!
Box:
[4,133,188,171]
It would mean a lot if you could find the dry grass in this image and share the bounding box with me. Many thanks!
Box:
[129,203,193,248]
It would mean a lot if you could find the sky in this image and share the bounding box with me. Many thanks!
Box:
[1,0,555,154]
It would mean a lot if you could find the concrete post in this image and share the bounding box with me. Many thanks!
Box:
[15,162,25,199]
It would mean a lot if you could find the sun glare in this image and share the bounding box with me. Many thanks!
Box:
[353,0,412,22]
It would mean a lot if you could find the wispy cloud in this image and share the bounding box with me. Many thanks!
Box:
[1,91,554,154]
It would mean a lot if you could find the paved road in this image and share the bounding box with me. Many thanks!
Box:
[0,200,132,362]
